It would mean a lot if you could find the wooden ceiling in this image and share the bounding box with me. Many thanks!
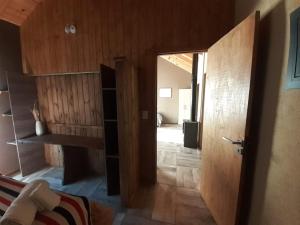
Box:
[0,0,42,26]
[160,53,193,73]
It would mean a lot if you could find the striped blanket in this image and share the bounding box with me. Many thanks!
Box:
[0,176,91,225]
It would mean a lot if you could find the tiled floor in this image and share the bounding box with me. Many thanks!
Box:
[12,167,122,211]
[12,124,216,225]
[117,124,217,225]
[157,124,201,190]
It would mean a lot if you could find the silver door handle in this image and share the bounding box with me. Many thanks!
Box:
[222,137,244,147]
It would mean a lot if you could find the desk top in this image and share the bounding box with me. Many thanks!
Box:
[18,134,104,149]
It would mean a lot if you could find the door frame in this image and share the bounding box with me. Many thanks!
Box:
[153,36,259,224]
[154,49,201,185]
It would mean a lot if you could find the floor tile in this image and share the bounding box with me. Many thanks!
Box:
[157,167,177,186]
[176,167,200,190]
[176,157,201,168]
[176,187,206,208]
[152,184,176,224]
[175,204,217,225]
[157,151,177,167]
[122,214,172,225]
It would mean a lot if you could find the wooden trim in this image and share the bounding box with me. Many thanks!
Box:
[26,71,99,77]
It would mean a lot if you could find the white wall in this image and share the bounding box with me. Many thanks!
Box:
[157,57,192,124]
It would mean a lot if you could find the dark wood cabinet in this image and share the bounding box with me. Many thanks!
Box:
[101,65,120,196]
[100,61,140,205]
[0,21,46,175]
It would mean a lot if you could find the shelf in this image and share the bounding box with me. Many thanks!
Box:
[7,140,17,146]
[104,119,117,122]
[0,90,8,94]
[106,155,119,159]
[18,134,104,149]
[2,110,12,117]
[102,88,116,91]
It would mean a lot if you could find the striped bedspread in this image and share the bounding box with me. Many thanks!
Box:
[0,176,91,225]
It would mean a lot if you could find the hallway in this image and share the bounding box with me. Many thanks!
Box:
[115,124,216,225]
[157,124,201,190]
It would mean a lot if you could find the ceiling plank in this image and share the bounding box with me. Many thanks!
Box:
[0,0,42,26]
[0,0,10,14]
[161,54,193,73]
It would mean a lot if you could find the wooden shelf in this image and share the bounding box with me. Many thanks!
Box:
[7,140,17,146]
[0,89,8,94]
[2,110,12,117]
[18,134,104,149]
[104,119,117,122]
[106,155,119,159]
[102,88,116,91]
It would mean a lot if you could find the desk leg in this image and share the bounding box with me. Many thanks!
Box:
[62,146,89,185]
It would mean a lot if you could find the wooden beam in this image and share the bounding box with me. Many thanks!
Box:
[161,54,193,73]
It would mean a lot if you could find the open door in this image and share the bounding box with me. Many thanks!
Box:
[115,58,139,207]
[200,12,259,225]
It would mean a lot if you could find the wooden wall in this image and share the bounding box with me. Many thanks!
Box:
[21,0,234,184]
[36,74,105,174]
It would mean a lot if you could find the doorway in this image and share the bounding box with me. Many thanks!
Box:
[153,13,259,225]
[156,52,207,190]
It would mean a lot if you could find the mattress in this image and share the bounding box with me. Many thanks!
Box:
[0,176,91,225]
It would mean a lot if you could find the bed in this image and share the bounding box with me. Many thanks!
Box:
[0,176,112,225]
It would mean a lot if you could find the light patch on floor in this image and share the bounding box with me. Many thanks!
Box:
[130,124,216,225]
[157,124,201,190]
[157,125,184,144]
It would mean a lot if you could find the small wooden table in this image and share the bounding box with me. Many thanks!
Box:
[18,134,104,185]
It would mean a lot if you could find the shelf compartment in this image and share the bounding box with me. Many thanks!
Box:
[7,140,17,146]
[104,121,119,156]
[102,90,117,120]
[2,110,12,117]
[0,89,8,94]
[106,158,120,195]
[101,65,116,88]
[102,88,116,91]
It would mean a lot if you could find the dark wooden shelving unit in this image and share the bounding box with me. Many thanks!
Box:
[0,71,46,176]
[101,65,120,196]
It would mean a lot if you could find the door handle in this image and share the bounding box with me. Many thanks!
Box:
[222,137,244,146]
[222,137,245,155]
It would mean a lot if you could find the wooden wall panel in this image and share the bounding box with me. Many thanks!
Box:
[36,74,102,127]
[36,73,105,173]
[21,0,234,183]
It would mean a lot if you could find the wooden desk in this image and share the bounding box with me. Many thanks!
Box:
[18,134,104,185]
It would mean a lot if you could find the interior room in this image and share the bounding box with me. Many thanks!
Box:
[0,1,299,225]
[156,52,207,191]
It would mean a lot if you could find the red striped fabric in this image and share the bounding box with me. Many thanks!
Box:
[0,177,26,188]
[0,196,11,206]
[36,214,61,225]
[0,176,90,225]
[60,196,86,225]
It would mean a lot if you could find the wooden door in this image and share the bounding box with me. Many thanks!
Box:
[200,12,259,225]
[115,58,139,207]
